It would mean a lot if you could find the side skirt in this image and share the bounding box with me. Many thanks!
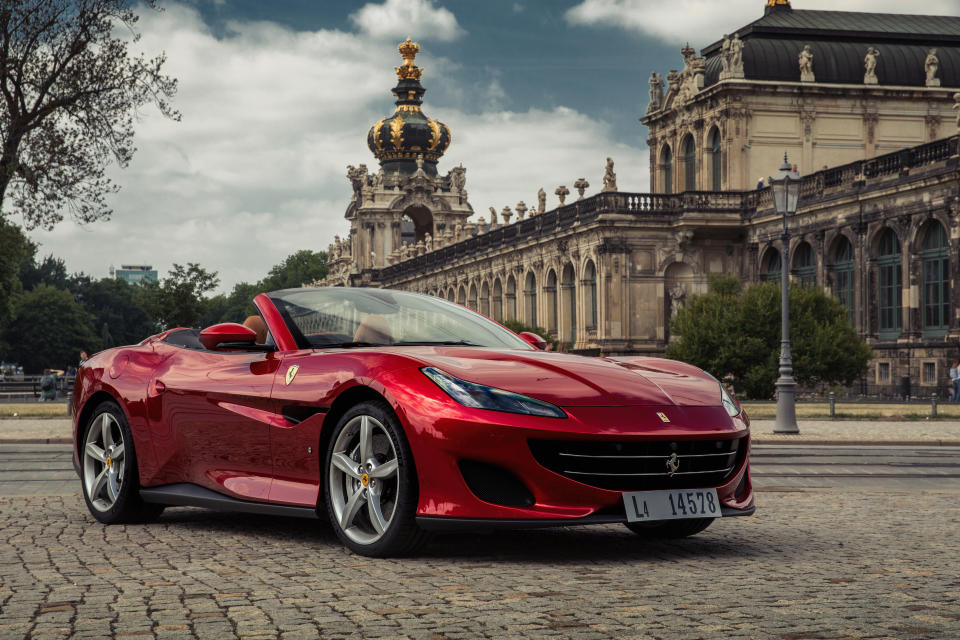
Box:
[140,483,320,520]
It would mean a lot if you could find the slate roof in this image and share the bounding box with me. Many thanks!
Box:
[699,8,960,89]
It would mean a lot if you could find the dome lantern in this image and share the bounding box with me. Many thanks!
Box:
[367,38,452,177]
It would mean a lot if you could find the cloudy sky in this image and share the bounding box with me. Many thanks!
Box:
[19,0,960,292]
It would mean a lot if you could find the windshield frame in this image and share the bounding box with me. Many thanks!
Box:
[267,287,535,352]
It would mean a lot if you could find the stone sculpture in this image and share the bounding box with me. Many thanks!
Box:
[926,49,941,87]
[555,185,570,205]
[346,164,368,203]
[602,158,617,192]
[537,188,546,213]
[799,45,815,82]
[573,178,589,200]
[729,34,744,78]
[864,47,879,85]
[489,206,498,225]
[449,165,466,193]
[516,201,527,220]
[647,72,664,113]
[501,206,513,225]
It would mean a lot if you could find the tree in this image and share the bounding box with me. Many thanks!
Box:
[0,0,178,229]
[666,275,873,399]
[502,319,558,350]
[260,250,328,292]
[140,263,219,330]
[0,217,32,325]
[19,253,68,290]
[3,283,100,372]
[69,274,154,346]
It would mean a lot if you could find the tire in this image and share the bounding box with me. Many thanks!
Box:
[323,400,428,557]
[625,517,714,539]
[80,401,164,524]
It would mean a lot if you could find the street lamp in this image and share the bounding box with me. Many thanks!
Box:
[769,153,801,434]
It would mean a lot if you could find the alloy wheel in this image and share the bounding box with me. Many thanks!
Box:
[83,411,126,512]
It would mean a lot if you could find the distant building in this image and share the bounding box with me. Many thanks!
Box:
[321,2,960,397]
[110,264,158,285]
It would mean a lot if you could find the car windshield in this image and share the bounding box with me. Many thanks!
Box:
[268,288,534,351]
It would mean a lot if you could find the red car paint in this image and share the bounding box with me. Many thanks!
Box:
[72,291,753,525]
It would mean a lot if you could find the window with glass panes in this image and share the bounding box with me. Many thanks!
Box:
[922,222,949,334]
[762,248,781,282]
[832,236,854,322]
[710,128,722,190]
[794,242,816,286]
[682,136,696,191]
[877,229,901,337]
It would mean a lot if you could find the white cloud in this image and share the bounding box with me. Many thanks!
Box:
[565,0,960,47]
[350,0,465,42]
[24,2,642,294]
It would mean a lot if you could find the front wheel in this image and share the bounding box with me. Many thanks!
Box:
[625,518,714,539]
[81,401,164,524]
[324,400,427,557]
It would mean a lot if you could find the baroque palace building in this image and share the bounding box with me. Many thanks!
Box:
[320,1,960,396]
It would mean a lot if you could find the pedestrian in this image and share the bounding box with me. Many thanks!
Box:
[39,368,64,402]
[79,351,88,365]
[757,176,765,189]
[950,359,960,402]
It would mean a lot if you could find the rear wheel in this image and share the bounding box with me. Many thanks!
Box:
[324,400,427,556]
[625,518,714,539]
[81,402,164,524]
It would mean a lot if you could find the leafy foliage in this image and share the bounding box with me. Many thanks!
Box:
[0,0,178,230]
[0,219,33,336]
[666,275,872,399]
[69,274,154,346]
[259,250,329,292]
[3,284,100,372]
[139,263,219,330]
[502,319,558,349]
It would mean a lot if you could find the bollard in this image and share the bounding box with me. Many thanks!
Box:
[829,391,836,418]
[932,392,938,417]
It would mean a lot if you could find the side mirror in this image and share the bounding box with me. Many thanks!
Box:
[199,323,259,350]
[518,331,548,350]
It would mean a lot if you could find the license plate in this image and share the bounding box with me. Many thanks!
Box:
[622,488,722,523]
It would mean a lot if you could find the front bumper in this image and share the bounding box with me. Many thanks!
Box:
[383,370,755,524]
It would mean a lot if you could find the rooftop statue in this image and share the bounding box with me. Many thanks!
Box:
[864,47,879,84]
[926,49,941,87]
[602,158,617,192]
[799,45,815,82]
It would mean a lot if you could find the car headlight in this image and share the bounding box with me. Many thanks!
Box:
[421,367,566,419]
[720,384,741,418]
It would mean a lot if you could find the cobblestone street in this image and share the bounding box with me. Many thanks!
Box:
[1,488,958,639]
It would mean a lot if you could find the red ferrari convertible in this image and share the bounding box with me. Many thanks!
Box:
[72,287,753,556]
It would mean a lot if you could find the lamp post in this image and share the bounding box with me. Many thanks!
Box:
[769,153,801,434]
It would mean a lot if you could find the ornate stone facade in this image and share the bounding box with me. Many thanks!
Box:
[319,5,960,396]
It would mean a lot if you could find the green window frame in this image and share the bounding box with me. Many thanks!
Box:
[922,223,949,336]
[877,229,901,339]
[831,236,854,323]
[794,242,816,287]
[762,248,781,282]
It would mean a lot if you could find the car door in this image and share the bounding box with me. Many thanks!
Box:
[148,343,282,501]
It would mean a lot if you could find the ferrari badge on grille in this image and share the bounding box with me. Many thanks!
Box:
[285,364,300,386]
[665,452,680,476]
[657,411,670,423]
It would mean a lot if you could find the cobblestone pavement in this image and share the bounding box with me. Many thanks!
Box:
[1,489,959,639]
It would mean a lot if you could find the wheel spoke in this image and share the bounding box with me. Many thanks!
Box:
[340,486,366,530]
[359,415,372,462]
[332,452,361,479]
[107,473,120,502]
[100,414,113,448]
[91,468,108,501]
[370,458,397,480]
[111,442,125,462]
[367,492,388,534]
[85,442,106,463]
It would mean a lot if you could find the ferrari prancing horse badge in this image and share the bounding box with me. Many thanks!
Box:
[285,364,300,385]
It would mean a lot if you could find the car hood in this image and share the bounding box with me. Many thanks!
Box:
[389,347,722,407]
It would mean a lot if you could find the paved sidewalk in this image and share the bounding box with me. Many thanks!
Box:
[3,416,960,445]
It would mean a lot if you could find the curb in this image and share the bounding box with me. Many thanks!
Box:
[751,438,960,446]
[0,438,72,445]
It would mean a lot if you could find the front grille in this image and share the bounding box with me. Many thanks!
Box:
[528,437,746,491]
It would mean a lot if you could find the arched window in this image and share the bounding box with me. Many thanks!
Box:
[524,272,537,326]
[506,275,517,321]
[831,236,854,322]
[480,281,490,317]
[492,279,503,321]
[682,135,696,191]
[877,228,901,337]
[660,145,673,194]
[561,264,577,344]
[794,242,816,287]
[583,260,598,329]
[922,221,949,334]
[545,269,558,335]
[457,286,466,306]
[709,128,722,190]
[468,283,478,311]
[761,247,781,282]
